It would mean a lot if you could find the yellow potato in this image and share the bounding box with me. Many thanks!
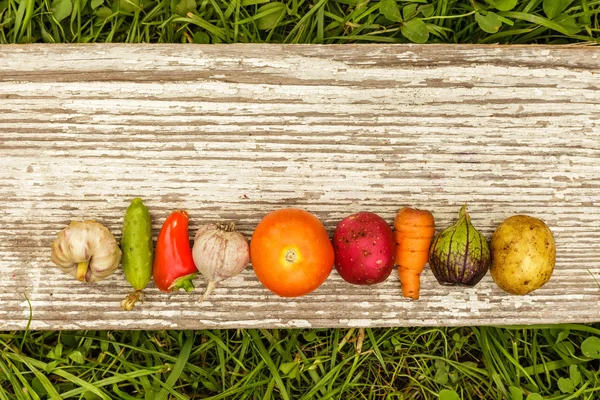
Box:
[490,215,556,295]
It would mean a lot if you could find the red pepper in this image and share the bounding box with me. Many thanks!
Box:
[153,210,197,292]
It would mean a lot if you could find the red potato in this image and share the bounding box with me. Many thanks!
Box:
[333,212,396,285]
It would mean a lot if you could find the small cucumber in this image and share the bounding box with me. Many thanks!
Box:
[120,198,153,310]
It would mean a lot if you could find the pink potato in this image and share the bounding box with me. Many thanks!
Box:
[333,212,396,285]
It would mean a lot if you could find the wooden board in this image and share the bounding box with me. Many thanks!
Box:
[1,44,599,330]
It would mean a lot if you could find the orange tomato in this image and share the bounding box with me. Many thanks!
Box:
[250,208,334,297]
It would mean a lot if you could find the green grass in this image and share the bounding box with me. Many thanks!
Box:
[1,325,600,398]
[0,0,599,44]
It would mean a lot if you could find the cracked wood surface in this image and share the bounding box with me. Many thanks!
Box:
[0,44,599,330]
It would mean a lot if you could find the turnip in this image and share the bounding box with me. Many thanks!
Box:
[333,212,396,285]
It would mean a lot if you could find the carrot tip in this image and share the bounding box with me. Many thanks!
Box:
[401,287,420,300]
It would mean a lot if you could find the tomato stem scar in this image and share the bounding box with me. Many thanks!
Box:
[285,249,297,263]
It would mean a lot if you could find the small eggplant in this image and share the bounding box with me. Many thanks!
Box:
[429,205,490,286]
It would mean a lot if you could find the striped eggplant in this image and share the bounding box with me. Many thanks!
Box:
[429,205,490,286]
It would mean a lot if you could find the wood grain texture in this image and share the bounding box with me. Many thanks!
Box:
[0,44,599,330]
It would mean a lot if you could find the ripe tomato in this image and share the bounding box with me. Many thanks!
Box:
[250,208,334,297]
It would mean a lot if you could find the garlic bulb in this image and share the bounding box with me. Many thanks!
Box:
[51,220,122,283]
[192,223,250,300]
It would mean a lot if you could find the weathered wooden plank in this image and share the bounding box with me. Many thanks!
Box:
[0,44,599,330]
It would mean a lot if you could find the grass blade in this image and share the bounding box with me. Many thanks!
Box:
[60,367,166,398]
[12,0,26,42]
[2,352,110,400]
[155,332,194,400]
[0,359,29,400]
[284,0,327,42]
[249,329,290,400]
[365,328,387,372]
[499,10,574,34]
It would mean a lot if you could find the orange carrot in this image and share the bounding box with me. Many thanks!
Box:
[394,207,435,300]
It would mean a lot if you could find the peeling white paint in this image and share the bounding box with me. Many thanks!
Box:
[287,320,312,328]
[342,319,373,327]
[0,44,599,330]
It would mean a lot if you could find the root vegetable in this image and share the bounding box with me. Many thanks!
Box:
[490,215,556,295]
[333,212,396,285]
[394,207,435,300]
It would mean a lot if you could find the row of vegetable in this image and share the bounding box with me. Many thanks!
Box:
[50,199,556,310]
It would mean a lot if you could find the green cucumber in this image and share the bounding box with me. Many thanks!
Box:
[120,197,153,310]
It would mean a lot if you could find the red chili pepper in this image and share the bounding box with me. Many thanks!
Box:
[153,210,197,292]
